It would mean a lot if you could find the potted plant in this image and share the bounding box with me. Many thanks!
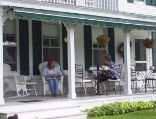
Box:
[96,35,110,45]
[143,38,155,48]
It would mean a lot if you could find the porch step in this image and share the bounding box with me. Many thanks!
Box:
[0,100,86,119]
[40,112,87,119]
[0,100,77,113]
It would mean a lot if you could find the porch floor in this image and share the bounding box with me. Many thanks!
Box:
[3,91,156,106]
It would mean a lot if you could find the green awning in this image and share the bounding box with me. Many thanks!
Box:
[12,6,156,30]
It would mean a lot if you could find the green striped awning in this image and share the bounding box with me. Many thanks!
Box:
[12,6,156,30]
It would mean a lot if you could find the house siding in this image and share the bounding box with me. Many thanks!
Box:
[123,1,156,16]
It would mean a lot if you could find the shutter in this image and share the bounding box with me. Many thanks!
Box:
[127,0,134,3]
[146,0,156,6]
[151,0,156,6]
[32,20,42,75]
[152,32,156,66]
[62,24,68,70]
[146,0,152,5]
[108,28,115,62]
[84,25,92,70]
[19,19,29,75]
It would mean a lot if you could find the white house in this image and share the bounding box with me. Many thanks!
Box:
[0,0,156,105]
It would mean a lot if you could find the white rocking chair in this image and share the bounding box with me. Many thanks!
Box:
[38,62,64,95]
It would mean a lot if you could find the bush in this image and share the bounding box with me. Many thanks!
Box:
[84,101,156,117]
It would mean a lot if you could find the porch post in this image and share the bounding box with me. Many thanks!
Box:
[0,8,4,104]
[64,23,76,99]
[124,29,132,95]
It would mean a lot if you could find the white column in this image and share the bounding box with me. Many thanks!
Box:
[0,9,4,104]
[64,23,76,99]
[124,29,132,95]
[28,20,33,77]
[147,30,153,68]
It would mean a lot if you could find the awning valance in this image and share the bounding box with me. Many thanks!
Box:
[12,6,156,30]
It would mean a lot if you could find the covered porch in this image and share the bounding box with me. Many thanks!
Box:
[1,3,156,105]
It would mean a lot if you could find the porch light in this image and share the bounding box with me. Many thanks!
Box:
[7,9,15,20]
[150,66,155,71]
[64,37,67,43]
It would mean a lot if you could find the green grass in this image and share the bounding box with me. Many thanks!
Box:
[88,109,156,119]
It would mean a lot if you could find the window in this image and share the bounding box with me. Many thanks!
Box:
[136,0,144,1]
[3,20,17,71]
[42,23,60,63]
[93,44,107,66]
[92,27,108,66]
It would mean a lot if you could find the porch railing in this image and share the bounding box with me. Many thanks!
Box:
[39,0,118,11]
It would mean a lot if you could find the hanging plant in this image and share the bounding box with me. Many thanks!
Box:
[143,38,155,48]
[96,35,110,45]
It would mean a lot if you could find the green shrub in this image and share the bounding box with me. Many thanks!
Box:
[84,101,156,117]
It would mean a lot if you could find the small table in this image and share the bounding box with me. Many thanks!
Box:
[145,78,156,92]
[88,68,108,96]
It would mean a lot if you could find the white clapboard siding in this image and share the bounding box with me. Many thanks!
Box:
[123,1,156,16]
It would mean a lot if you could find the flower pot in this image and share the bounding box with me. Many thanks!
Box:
[143,40,155,48]
[96,35,110,45]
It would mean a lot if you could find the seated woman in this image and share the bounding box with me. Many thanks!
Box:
[42,58,62,97]
[99,55,119,82]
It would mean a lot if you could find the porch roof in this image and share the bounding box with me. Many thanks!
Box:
[12,7,156,30]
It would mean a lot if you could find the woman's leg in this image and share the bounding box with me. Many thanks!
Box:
[47,79,54,94]
[53,79,59,94]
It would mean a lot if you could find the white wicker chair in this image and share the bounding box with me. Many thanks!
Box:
[38,62,63,95]
[3,63,37,98]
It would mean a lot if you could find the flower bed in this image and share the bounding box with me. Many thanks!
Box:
[84,101,156,118]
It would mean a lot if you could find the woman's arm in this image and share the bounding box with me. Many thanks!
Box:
[108,67,116,75]
[42,68,49,77]
[56,67,62,77]
[42,68,55,77]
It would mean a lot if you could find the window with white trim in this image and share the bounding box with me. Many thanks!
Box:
[42,23,60,63]
[92,27,108,66]
[135,0,144,2]
[3,20,17,71]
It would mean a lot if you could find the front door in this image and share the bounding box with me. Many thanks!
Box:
[134,39,147,71]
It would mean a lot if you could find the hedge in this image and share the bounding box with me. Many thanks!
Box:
[84,101,156,117]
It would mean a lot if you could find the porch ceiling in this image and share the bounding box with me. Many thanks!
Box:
[12,7,156,30]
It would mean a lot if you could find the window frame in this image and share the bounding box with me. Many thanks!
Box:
[41,22,61,64]
[91,27,109,66]
[92,43,108,66]
[3,20,19,72]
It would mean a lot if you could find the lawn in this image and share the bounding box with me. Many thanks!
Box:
[88,109,156,119]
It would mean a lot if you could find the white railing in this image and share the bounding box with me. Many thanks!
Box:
[36,0,118,11]
[40,0,76,6]
[86,0,118,11]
